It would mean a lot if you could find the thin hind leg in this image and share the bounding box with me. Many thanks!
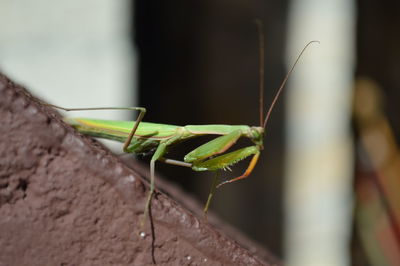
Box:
[140,143,167,228]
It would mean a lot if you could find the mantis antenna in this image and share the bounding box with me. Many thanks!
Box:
[254,19,265,128]
[260,37,320,129]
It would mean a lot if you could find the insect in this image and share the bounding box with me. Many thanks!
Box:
[47,23,317,225]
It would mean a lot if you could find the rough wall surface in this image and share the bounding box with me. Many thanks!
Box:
[0,73,279,265]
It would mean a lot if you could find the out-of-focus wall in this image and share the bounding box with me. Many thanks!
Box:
[0,0,135,123]
[285,0,355,265]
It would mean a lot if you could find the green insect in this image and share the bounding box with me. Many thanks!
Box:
[48,26,317,225]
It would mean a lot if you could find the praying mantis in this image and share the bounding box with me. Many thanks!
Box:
[47,22,317,225]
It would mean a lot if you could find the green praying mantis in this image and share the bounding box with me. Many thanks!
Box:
[47,23,317,225]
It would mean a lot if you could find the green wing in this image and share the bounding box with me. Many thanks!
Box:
[64,118,182,154]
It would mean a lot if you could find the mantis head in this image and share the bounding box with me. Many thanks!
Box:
[250,126,265,150]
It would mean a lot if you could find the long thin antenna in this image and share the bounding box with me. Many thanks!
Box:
[263,40,319,128]
[254,19,265,128]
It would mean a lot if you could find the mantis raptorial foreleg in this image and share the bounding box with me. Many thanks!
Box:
[197,147,260,189]
[183,131,261,209]
[216,151,260,188]
[184,130,242,163]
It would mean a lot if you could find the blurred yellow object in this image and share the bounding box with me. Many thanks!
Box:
[354,77,400,266]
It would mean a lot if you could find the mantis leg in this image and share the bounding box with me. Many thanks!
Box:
[48,104,148,179]
[159,158,192,168]
[191,145,260,186]
[216,151,260,188]
[204,171,220,215]
[141,142,167,227]
[191,145,260,172]
[190,145,260,211]
[184,130,242,163]
[44,103,147,152]
[122,107,146,152]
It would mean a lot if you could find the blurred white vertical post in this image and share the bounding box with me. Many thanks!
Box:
[0,0,135,125]
[285,0,355,265]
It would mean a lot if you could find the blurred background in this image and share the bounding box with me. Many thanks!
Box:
[1,0,400,265]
